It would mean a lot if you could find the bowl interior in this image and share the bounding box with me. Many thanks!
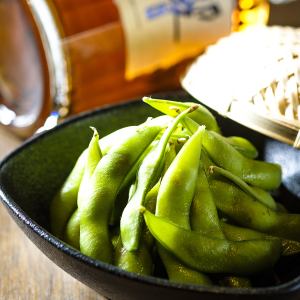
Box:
[1,92,300,296]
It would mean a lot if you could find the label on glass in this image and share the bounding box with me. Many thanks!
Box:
[115,0,235,79]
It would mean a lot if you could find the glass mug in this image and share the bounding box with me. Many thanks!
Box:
[0,0,271,137]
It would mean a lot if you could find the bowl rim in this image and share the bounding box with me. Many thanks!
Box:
[0,98,300,296]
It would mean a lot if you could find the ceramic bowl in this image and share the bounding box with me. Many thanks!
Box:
[1,91,300,299]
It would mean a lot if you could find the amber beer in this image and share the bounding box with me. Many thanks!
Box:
[0,0,269,137]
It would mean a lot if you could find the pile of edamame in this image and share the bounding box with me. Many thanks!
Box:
[50,98,300,288]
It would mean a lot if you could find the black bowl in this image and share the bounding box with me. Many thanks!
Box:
[1,91,300,299]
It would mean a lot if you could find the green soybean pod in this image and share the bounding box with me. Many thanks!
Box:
[123,145,175,250]
[210,179,300,242]
[114,238,153,275]
[220,221,300,256]
[50,150,86,238]
[180,116,281,190]
[143,209,281,275]
[62,127,102,248]
[143,97,221,133]
[77,127,102,208]
[155,125,204,228]
[191,166,251,288]
[182,116,257,161]
[208,165,277,210]
[224,136,258,159]
[191,166,224,237]
[221,221,267,241]
[156,125,211,285]
[50,125,142,238]
[162,142,177,176]
[114,183,159,275]
[139,182,160,249]
[63,126,150,244]
[64,208,80,249]
[121,106,199,251]
[109,140,160,226]
[100,115,172,155]
[202,130,282,190]
[200,148,215,173]
[157,246,212,285]
[80,121,164,263]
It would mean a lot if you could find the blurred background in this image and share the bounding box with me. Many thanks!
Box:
[1,0,300,140]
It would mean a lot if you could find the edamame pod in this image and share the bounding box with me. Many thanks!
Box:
[50,150,86,238]
[191,166,224,237]
[143,209,282,275]
[63,128,102,247]
[182,116,258,161]
[208,165,277,210]
[114,238,153,275]
[143,97,220,133]
[156,125,211,285]
[110,140,160,226]
[181,116,281,190]
[224,136,258,159]
[50,126,143,238]
[64,208,80,249]
[210,179,300,242]
[157,246,212,285]
[162,142,177,176]
[114,183,159,275]
[220,221,300,256]
[191,166,251,287]
[156,125,204,228]
[77,127,102,209]
[100,115,172,155]
[121,106,198,251]
[80,121,164,263]
[202,130,282,190]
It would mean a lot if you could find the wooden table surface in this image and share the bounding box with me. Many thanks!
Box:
[0,126,105,300]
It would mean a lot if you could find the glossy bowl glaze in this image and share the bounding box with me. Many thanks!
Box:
[1,91,300,299]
